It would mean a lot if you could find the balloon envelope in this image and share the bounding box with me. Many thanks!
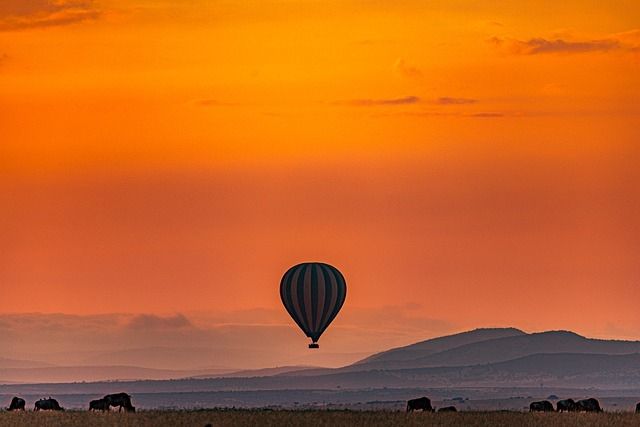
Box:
[280,262,346,348]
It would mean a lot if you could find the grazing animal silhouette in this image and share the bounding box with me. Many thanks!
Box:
[34,398,64,411]
[576,398,602,412]
[89,398,110,411]
[7,397,25,411]
[556,398,578,412]
[437,406,457,412]
[406,397,434,412]
[635,402,640,413]
[103,392,135,412]
[529,400,554,412]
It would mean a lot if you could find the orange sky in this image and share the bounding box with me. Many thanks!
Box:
[1,0,640,344]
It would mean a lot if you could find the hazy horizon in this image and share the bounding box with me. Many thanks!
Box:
[1,0,639,390]
[3,310,640,377]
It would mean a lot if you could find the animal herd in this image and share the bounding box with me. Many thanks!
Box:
[5,393,135,412]
[407,396,640,413]
[529,397,602,412]
[7,393,640,413]
[406,397,458,412]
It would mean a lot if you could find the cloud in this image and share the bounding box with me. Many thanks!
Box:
[370,111,451,118]
[126,314,194,330]
[0,0,99,31]
[335,96,420,107]
[469,112,504,118]
[336,96,479,108]
[488,35,620,55]
[613,29,640,43]
[356,39,396,46]
[487,29,639,60]
[196,99,238,107]
[613,29,640,57]
[0,310,455,373]
[437,97,477,105]
[371,110,513,119]
[393,58,422,79]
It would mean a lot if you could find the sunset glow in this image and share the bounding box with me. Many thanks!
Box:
[1,1,639,365]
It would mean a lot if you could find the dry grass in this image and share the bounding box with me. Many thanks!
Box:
[1,409,639,426]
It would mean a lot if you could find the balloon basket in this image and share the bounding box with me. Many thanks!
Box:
[309,343,319,349]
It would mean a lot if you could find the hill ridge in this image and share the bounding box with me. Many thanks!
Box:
[344,328,640,373]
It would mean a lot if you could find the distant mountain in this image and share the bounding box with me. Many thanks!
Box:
[0,357,54,369]
[7,327,640,391]
[81,347,235,371]
[0,365,235,384]
[354,328,526,366]
[483,352,640,377]
[271,329,511,377]
[8,352,640,393]
[373,352,640,389]
[176,352,640,389]
[191,365,318,379]
[344,329,640,371]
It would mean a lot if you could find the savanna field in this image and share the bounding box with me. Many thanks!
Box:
[2,2,639,427]
[1,410,640,427]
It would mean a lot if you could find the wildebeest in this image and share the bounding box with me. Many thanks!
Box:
[7,396,26,411]
[529,400,554,412]
[103,392,135,412]
[576,398,602,412]
[636,402,640,413]
[556,398,578,412]
[437,406,457,412]
[406,397,434,412]
[34,398,64,411]
[89,398,110,411]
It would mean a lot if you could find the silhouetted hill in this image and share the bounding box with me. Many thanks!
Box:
[0,357,54,369]
[6,352,640,393]
[344,330,640,371]
[6,327,640,390]
[81,347,235,371]
[192,352,640,389]
[0,365,236,383]
[354,328,526,366]
[376,352,640,388]
[282,328,527,376]
[191,366,319,379]
[486,352,640,376]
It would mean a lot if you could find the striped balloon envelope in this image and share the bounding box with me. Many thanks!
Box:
[280,262,347,348]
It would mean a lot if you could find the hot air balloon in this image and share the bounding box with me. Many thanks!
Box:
[280,262,346,348]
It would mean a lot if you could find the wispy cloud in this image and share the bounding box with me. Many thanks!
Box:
[126,314,193,330]
[437,97,477,105]
[488,35,622,55]
[393,58,422,79]
[0,310,455,373]
[196,99,239,107]
[335,96,420,106]
[613,29,640,42]
[371,110,514,119]
[613,29,640,57]
[334,96,481,108]
[0,0,99,31]
[356,39,396,46]
[468,112,504,118]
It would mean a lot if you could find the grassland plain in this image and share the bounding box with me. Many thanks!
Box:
[1,410,640,427]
